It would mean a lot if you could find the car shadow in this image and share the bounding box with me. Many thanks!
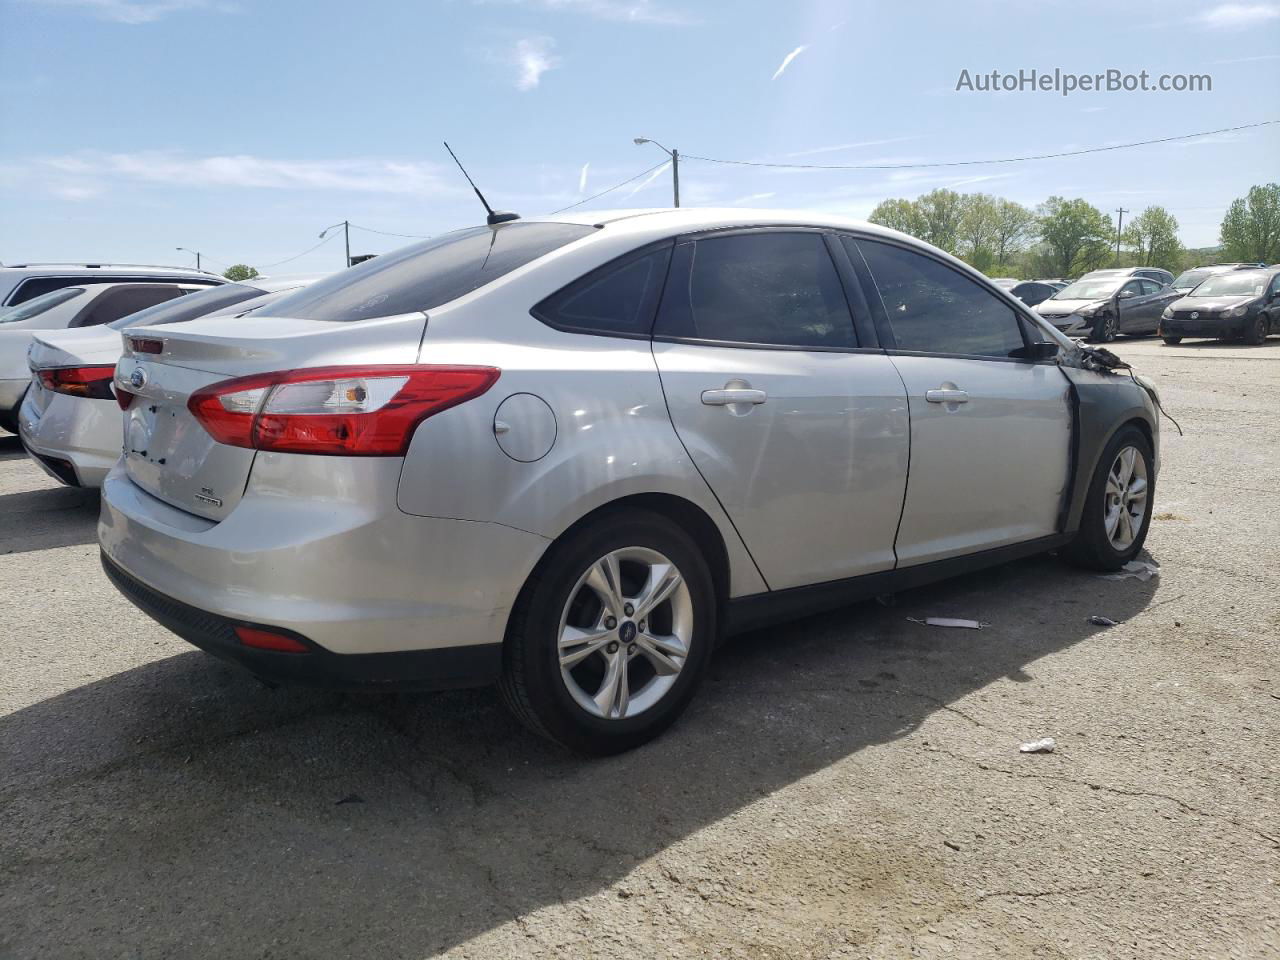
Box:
[0,552,1159,957]
[0,483,99,555]
[0,433,27,460]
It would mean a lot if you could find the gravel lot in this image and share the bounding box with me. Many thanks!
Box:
[1,339,1277,959]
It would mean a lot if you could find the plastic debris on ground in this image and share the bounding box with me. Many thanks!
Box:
[1019,737,1057,754]
[906,617,988,629]
[1099,559,1160,582]
[1087,615,1119,626]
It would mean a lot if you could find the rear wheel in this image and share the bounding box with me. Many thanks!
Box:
[1243,314,1268,346]
[500,510,715,754]
[1161,335,1182,345]
[1064,426,1155,571]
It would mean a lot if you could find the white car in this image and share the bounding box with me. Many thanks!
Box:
[98,209,1161,754]
[0,262,221,308]
[0,282,204,433]
[20,275,325,487]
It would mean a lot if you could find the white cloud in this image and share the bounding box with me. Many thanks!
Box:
[578,162,590,193]
[771,45,807,81]
[472,0,691,25]
[1193,3,1280,28]
[625,161,670,197]
[37,152,452,196]
[783,136,921,159]
[1207,52,1280,64]
[728,191,776,205]
[510,36,561,90]
[19,0,235,24]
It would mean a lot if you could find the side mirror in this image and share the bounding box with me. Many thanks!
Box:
[1010,341,1060,361]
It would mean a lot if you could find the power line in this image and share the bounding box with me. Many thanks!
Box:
[550,160,670,214]
[681,120,1279,171]
[257,232,338,270]
[348,223,433,239]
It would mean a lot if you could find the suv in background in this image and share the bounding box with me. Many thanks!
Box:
[1078,266,1176,287]
[0,262,223,307]
[1170,263,1269,294]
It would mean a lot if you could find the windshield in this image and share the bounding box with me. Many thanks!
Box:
[0,286,86,323]
[1052,279,1122,301]
[1172,268,1223,289]
[263,221,597,322]
[1190,273,1269,298]
[108,282,266,329]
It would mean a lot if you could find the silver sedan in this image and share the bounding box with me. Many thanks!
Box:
[97,209,1160,754]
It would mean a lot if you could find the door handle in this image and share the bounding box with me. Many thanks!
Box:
[925,388,969,404]
[702,387,767,406]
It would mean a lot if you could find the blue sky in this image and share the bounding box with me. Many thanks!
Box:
[1,0,1277,275]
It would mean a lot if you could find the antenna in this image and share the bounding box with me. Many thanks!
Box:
[443,141,520,226]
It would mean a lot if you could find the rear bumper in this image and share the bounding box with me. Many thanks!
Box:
[101,552,502,690]
[18,390,118,487]
[98,456,550,661]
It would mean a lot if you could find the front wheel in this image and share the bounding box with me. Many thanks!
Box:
[1161,335,1182,345]
[500,510,716,754]
[1242,314,1268,346]
[1063,426,1155,571]
[1090,312,1119,343]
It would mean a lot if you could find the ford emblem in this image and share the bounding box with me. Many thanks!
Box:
[1189,312,1198,320]
[129,367,147,389]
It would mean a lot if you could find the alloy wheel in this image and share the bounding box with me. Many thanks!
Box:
[557,547,693,720]
[1104,445,1148,550]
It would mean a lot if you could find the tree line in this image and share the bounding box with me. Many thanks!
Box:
[868,182,1280,279]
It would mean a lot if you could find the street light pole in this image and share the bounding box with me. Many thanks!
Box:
[632,138,680,208]
[176,246,201,270]
[320,221,352,267]
[1114,207,1128,265]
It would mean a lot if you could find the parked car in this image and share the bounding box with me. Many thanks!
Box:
[1079,266,1176,287]
[1159,267,1280,345]
[1009,280,1060,307]
[1170,263,1269,295]
[19,275,325,487]
[98,209,1160,754]
[0,262,221,307]
[0,282,203,433]
[1034,276,1180,341]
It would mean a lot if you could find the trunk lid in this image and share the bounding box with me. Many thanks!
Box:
[115,312,427,522]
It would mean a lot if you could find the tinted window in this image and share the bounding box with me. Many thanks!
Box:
[533,245,672,337]
[1138,279,1161,295]
[264,222,596,322]
[108,282,266,329]
[1118,281,1143,299]
[851,237,1025,358]
[74,286,188,327]
[7,274,217,306]
[655,232,856,348]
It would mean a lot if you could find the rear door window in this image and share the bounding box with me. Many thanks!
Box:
[654,231,857,348]
[72,286,188,327]
[7,274,218,306]
[264,222,597,322]
[849,237,1026,358]
[533,244,672,338]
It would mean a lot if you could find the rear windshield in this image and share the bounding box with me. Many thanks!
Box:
[108,282,266,329]
[262,221,597,322]
[0,286,86,323]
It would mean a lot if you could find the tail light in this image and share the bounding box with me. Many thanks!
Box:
[188,365,500,456]
[38,365,116,401]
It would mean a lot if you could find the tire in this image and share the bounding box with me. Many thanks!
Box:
[499,509,716,755]
[1161,336,1182,345]
[1242,314,1268,346]
[1090,312,1118,343]
[1063,425,1155,572]
[0,413,16,435]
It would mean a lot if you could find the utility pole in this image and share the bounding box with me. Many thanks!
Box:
[633,138,681,208]
[176,247,201,270]
[1114,208,1128,265]
[319,221,353,267]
